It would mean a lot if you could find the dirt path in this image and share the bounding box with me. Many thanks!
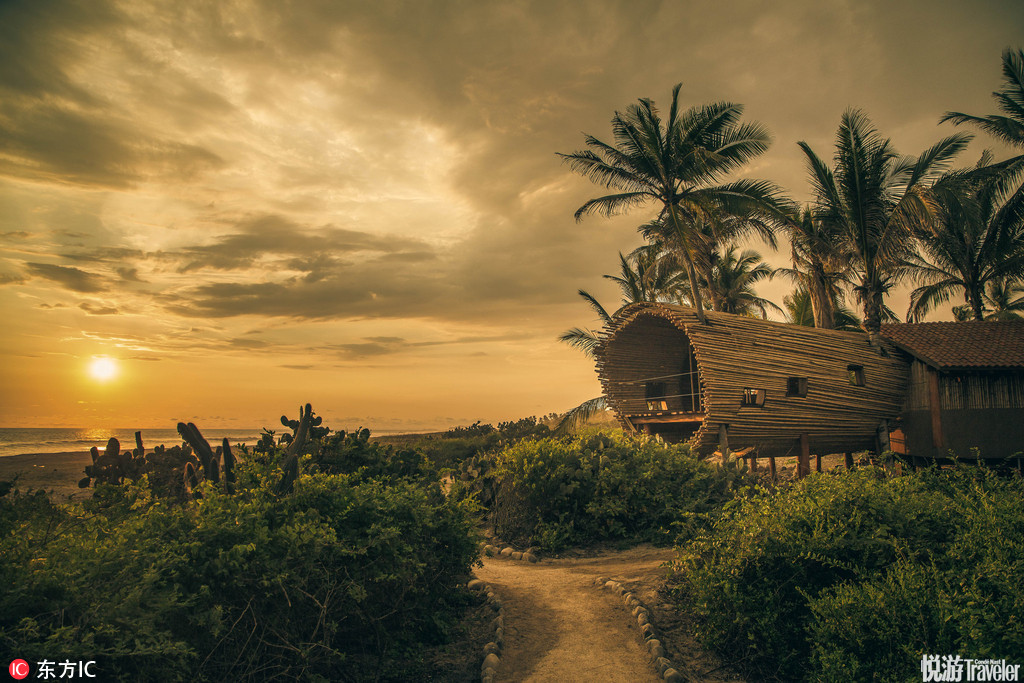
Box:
[473,546,675,682]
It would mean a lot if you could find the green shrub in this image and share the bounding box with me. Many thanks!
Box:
[673,466,1024,681]
[483,432,748,550]
[0,445,480,682]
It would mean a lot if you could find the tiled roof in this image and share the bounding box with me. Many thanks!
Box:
[880,321,1024,370]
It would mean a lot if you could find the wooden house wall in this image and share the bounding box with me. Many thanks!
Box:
[597,304,909,457]
[900,360,1024,459]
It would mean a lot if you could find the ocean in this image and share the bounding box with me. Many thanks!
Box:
[0,427,265,459]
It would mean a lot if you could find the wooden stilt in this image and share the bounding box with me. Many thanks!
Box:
[845,452,854,470]
[815,454,822,473]
[769,455,776,479]
[750,453,758,472]
[798,434,810,478]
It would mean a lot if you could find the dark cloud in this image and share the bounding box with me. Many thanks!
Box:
[176,214,435,273]
[117,267,143,282]
[0,272,26,285]
[78,302,119,315]
[26,262,106,292]
[0,231,30,240]
[0,0,225,188]
[0,104,224,188]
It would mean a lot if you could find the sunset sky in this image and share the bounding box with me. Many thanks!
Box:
[1,0,1021,431]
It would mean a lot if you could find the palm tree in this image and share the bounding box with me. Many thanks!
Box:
[798,109,972,337]
[784,285,862,330]
[777,206,853,329]
[704,246,782,318]
[906,153,1024,321]
[952,278,1024,321]
[559,83,791,324]
[942,48,1024,152]
[981,278,1024,320]
[637,208,778,312]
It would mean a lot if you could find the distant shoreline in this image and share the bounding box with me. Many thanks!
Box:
[0,451,94,501]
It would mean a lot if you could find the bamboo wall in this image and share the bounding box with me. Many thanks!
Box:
[596,303,910,457]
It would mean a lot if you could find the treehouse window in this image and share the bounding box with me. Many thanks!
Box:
[847,365,866,386]
[645,381,668,411]
[742,388,766,407]
[787,377,808,397]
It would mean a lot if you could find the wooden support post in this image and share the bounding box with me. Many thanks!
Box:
[769,455,776,479]
[718,424,729,466]
[845,452,854,470]
[928,370,944,451]
[750,453,758,472]
[798,433,810,478]
[815,454,822,473]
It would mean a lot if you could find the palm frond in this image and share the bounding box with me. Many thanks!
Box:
[553,396,610,436]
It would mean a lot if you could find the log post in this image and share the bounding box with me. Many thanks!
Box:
[769,455,776,480]
[844,452,854,470]
[798,433,811,478]
[750,452,758,472]
[815,454,822,473]
[928,370,944,450]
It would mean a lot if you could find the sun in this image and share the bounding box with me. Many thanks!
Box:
[89,357,119,382]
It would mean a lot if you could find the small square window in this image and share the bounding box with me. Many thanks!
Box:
[646,399,668,411]
[847,364,865,386]
[786,377,808,397]
[741,388,766,406]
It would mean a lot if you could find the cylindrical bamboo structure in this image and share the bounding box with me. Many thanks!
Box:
[595,303,910,457]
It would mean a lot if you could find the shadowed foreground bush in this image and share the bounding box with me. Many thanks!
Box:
[0,449,479,682]
[672,466,1024,682]
[476,433,750,550]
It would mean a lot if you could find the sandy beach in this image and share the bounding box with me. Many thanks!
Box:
[0,451,95,501]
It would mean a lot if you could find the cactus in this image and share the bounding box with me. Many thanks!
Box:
[275,453,299,495]
[177,422,219,484]
[222,438,235,494]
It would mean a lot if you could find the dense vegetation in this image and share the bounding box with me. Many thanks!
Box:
[672,466,1024,681]
[460,431,752,551]
[0,429,480,682]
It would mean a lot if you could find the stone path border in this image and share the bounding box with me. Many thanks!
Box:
[467,577,506,682]
[594,577,684,682]
[482,543,540,563]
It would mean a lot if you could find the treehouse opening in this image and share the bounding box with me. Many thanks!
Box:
[598,314,705,443]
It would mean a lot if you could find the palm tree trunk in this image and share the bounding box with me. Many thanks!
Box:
[808,273,836,329]
[863,286,883,337]
[969,289,985,320]
[668,205,707,323]
[700,262,721,311]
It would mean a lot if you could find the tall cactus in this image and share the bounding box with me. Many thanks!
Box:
[177,422,219,484]
[222,438,236,494]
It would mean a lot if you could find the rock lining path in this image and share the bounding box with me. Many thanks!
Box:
[473,545,675,682]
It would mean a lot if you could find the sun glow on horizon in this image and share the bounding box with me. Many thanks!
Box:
[89,357,119,382]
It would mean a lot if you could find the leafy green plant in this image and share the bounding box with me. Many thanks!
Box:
[482,432,748,550]
[673,466,1024,681]
[1,428,480,682]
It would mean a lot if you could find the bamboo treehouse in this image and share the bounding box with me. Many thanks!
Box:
[595,303,910,472]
